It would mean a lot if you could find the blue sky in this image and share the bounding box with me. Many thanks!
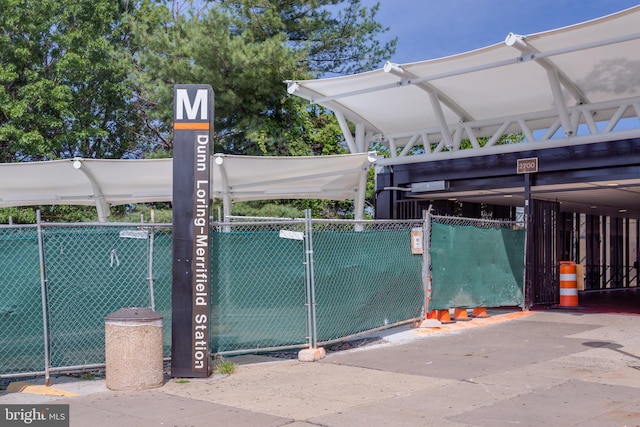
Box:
[362,0,639,65]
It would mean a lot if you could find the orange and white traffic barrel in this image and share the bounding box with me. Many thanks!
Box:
[559,261,579,308]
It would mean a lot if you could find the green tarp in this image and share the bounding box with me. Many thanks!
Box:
[429,223,525,310]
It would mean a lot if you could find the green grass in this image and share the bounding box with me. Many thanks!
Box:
[214,358,237,375]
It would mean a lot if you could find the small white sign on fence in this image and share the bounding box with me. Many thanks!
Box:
[119,230,149,239]
[411,228,423,254]
[279,230,304,241]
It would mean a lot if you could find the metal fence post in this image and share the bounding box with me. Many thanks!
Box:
[523,209,532,309]
[422,209,432,318]
[147,227,156,312]
[36,210,51,386]
[304,209,318,349]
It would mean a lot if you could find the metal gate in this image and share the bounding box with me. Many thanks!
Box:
[584,215,639,289]
[529,199,560,305]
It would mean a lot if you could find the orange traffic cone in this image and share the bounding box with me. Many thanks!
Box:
[471,307,489,318]
[453,308,471,321]
[436,309,455,324]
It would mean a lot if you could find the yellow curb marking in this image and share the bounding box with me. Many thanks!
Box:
[415,311,535,336]
[6,382,79,397]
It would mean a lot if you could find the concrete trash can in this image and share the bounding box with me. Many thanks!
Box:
[105,307,164,391]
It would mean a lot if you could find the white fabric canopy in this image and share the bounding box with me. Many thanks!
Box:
[0,153,373,221]
[212,153,372,201]
[287,6,640,161]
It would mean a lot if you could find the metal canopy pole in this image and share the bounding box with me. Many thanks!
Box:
[334,111,358,154]
[427,91,454,150]
[304,209,318,348]
[71,159,110,222]
[524,173,534,309]
[423,208,432,318]
[147,227,156,312]
[36,210,51,386]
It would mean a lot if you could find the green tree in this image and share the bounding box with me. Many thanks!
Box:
[0,0,147,161]
[131,0,395,156]
[1,0,394,219]
[217,0,394,76]
[458,133,525,150]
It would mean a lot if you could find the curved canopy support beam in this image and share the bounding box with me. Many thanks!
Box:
[505,32,589,106]
[384,61,474,123]
[212,154,232,227]
[546,68,574,137]
[427,91,454,150]
[286,81,381,136]
[505,33,586,137]
[72,158,110,222]
[335,111,359,154]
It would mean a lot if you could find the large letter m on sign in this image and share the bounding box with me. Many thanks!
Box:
[176,89,208,120]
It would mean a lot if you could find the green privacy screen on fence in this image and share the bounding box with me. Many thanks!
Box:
[149,229,173,358]
[429,222,525,310]
[313,228,423,343]
[44,227,153,368]
[210,230,308,353]
[0,227,43,374]
[1,219,425,376]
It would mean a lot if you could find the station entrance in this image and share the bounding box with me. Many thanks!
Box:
[287,7,640,313]
[375,138,640,309]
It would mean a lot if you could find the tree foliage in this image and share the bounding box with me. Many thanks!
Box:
[131,0,395,156]
[1,0,394,160]
[215,0,393,76]
[1,0,395,218]
[0,0,147,161]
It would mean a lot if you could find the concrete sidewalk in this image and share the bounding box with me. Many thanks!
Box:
[2,310,640,426]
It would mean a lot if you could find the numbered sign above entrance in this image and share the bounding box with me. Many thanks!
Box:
[517,157,538,174]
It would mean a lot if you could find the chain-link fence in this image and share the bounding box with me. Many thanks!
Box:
[44,224,155,369]
[211,219,309,355]
[0,221,171,379]
[310,219,424,346]
[426,214,526,311]
[0,225,43,376]
[150,227,173,358]
[1,214,426,379]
